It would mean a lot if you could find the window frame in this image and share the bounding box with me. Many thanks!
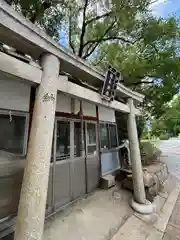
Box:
[99,121,118,151]
[54,117,84,161]
[85,120,98,156]
[55,117,71,161]
[0,108,29,156]
[73,119,82,158]
[99,121,110,150]
[108,123,119,149]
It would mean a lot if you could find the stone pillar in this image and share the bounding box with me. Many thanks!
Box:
[127,98,146,204]
[127,98,153,214]
[14,53,60,240]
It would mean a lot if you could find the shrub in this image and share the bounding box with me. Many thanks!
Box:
[140,142,162,166]
[159,133,169,140]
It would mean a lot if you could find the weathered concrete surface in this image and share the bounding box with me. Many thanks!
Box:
[162,192,180,239]
[154,186,180,232]
[112,174,180,240]
[43,187,133,240]
[100,174,116,189]
[159,140,180,180]
[14,54,60,240]
[111,215,151,240]
[147,229,164,240]
[127,98,146,205]
[153,195,166,213]
[42,173,180,240]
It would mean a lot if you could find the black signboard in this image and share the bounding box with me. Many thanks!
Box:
[101,66,120,102]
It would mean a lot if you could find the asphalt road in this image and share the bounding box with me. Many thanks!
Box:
[159,139,180,179]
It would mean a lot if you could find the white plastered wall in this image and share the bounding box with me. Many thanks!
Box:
[82,101,96,117]
[56,92,71,113]
[99,106,116,123]
[56,92,97,117]
[56,93,116,122]
[0,77,30,112]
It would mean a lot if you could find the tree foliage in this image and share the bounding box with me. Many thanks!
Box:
[93,16,180,117]
[13,0,180,117]
[150,95,180,139]
[15,0,53,23]
[63,0,152,58]
[14,0,157,56]
[14,0,66,40]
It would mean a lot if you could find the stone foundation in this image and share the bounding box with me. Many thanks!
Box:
[121,162,168,202]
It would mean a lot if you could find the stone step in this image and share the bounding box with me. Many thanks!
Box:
[100,174,116,189]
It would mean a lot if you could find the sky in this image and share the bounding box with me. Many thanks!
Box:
[151,0,180,18]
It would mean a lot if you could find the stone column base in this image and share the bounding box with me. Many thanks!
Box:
[130,197,154,215]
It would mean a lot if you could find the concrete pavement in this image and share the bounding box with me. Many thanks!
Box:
[5,139,180,240]
[111,173,180,240]
[159,139,180,179]
[43,171,180,240]
[3,166,179,240]
[163,193,180,239]
[43,186,133,240]
[43,138,180,240]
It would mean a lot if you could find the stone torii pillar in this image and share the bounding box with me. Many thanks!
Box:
[127,98,153,214]
[14,53,60,240]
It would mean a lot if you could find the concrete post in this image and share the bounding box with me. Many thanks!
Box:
[80,100,85,157]
[14,53,60,240]
[127,98,146,204]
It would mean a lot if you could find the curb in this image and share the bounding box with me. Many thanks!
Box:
[154,186,180,233]
[111,186,180,240]
[162,152,180,156]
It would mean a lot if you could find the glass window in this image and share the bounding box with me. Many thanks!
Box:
[56,121,70,160]
[0,114,27,155]
[109,124,118,148]
[100,123,109,149]
[74,121,81,157]
[87,122,97,154]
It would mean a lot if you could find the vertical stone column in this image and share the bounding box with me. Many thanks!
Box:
[80,100,85,157]
[14,53,60,240]
[127,98,146,204]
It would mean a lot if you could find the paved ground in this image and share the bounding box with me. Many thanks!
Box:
[43,186,133,240]
[159,139,180,239]
[163,193,180,240]
[159,139,180,179]
[111,174,180,240]
[3,139,180,240]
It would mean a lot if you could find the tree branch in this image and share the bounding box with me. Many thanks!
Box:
[93,53,106,66]
[85,11,113,25]
[68,15,76,54]
[82,42,99,59]
[151,0,159,4]
[82,20,116,59]
[121,75,157,86]
[150,43,159,53]
[82,21,141,59]
[83,35,136,53]
[78,0,89,57]
[83,42,95,57]
[132,80,155,85]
